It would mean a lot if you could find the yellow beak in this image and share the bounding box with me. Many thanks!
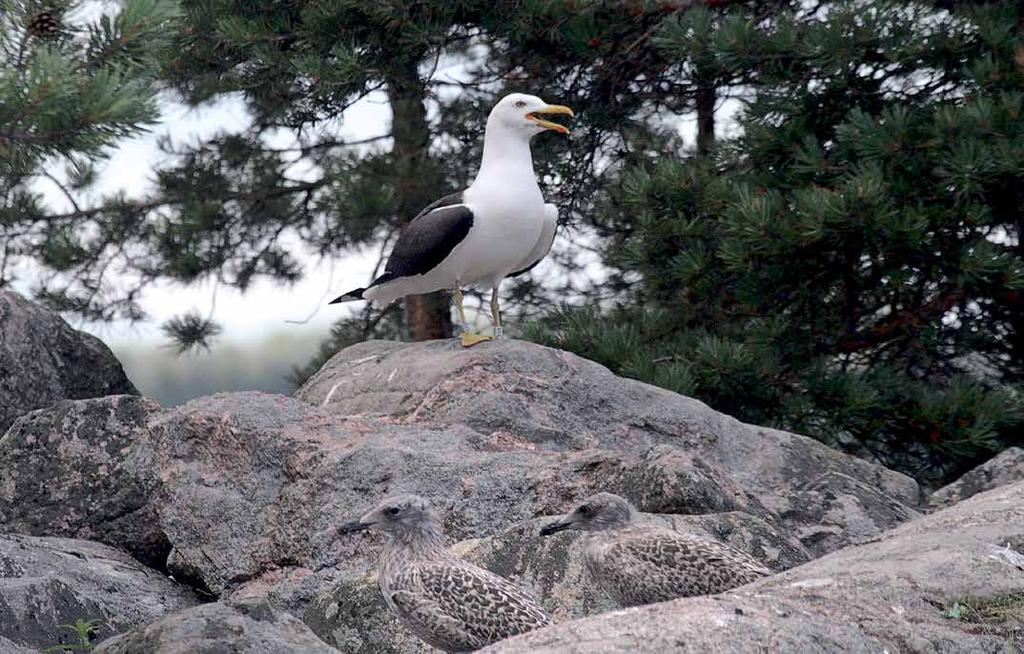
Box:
[526,105,574,134]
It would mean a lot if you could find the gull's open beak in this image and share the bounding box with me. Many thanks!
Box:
[539,520,573,536]
[527,105,574,135]
[338,520,374,534]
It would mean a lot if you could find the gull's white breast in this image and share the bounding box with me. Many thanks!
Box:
[453,177,547,287]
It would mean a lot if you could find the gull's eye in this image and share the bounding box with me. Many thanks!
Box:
[386,507,400,516]
[515,100,527,108]
[578,505,591,515]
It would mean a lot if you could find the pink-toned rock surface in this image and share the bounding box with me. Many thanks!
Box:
[929,447,1024,509]
[298,340,920,555]
[94,599,337,654]
[0,339,933,651]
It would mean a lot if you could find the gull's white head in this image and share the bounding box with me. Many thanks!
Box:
[487,93,574,138]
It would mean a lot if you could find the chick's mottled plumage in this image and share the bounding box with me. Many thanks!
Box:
[541,492,770,607]
[384,557,551,651]
[584,523,770,606]
[340,494,551,652]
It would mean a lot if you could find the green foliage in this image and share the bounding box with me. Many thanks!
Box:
[943,592,1024,644]
[0,0,178,174]
[5,0,788,350]
[161,311,223,354]
[0,0,180,320]
[529,0,1024,486]
[43,617,103,652]
[7,0,1023,485]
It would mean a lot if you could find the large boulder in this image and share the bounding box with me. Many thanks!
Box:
[0,339,922,645]
[304,570,420,654]
[93,599,337,653]
[482,481,1024,653]
[0,289,137,434]
[928,447,1024,509]
[0,534,198,651]
[0,395,169,567]
[297,339,921,556]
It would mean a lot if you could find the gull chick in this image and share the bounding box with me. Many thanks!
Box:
[540,492,770,607]
[340,494,552,652]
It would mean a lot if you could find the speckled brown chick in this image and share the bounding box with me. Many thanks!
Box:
[340,494,551,652]
[541,492,770,607]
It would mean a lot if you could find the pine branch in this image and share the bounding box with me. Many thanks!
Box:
[838,290,966,354]
[42,180,327,222]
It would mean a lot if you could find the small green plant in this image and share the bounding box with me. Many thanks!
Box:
[943,592,1024,643]
[944,601,969,620]
[42,618,104,652]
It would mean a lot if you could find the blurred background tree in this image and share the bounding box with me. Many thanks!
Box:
[0,0,180,318]
[6,0,1023,486]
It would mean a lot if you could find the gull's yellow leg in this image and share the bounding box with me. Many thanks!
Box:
[455,287,492,347]
[490,287,503,339]
[454,287,468,327]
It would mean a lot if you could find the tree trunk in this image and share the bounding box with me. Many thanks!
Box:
[387,57,452,341]
[695,82,716,157]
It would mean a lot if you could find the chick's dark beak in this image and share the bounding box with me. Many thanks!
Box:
[540,521,573,536]
[338,520,373,534]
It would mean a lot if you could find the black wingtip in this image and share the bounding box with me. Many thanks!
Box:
[329,288,365,304]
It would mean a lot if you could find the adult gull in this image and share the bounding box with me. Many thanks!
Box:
[330,93,573,347]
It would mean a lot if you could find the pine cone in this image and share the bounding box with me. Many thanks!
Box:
[27,9,61,38]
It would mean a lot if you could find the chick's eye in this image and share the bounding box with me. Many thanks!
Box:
[515,100,526,108]
[578,505,590,515]
[386,507,400,516]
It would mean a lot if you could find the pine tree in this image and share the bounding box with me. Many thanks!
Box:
[528,0,1024,486]
[148,0,671,348]
[0,0,180,318]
